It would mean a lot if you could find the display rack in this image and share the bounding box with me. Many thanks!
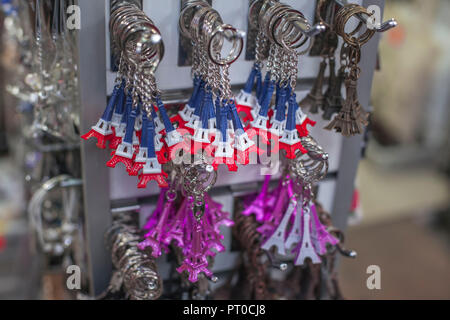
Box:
[77,0,386,296]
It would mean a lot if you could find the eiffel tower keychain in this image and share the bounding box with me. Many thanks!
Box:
[298,0,333,115]
[235,2,267,125]
[298,57,326,114]
[315,0,343,120]
[325,3,375,136]
[322,42,345,120]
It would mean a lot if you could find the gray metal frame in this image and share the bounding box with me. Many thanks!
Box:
[77,0,386,295]
[78,0,112,296]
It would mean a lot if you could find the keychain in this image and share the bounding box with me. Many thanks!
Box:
[103,212,162,300]
[235,0,266,125]
[322,48,345,120]
[300,0,343,120]
[325,3,375,136]
[177,1,260,171]
[246,2,317,160]
[299,0,335,116]
[82,3,180,188]
[319,0,344,120]
[234,0,337,274]
[244,136,339,267]
[27,0,79,143]
[139,162,233,283]
[298,57,326,114]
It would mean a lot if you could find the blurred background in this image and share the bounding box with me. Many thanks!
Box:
[340,0,450,299]
[0,0,449,300]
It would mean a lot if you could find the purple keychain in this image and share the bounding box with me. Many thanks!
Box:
[257,179,339,266]
[241,135,338,267]
[176,194,233,282]
[177,216,213,283]
[162,196,191,248]
[138,189,177,258]
[242,175,272,222]
[310,203,339,256]
[205,194,234,233]
[138,165,234,283]
[256,177,290,239]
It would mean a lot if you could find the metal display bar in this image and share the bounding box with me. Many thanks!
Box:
[78,0,112,296]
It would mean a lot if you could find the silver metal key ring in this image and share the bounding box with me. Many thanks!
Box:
[123,24,164,72]
[274,13,312,54]
[202,9,223,51]
[111,6,164,73]
[264,3,292,43]
[208,24,244,66]
[179,0,210,39]
[271,9,306,49]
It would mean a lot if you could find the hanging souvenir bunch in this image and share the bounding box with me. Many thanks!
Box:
[173,1,261,172]
[139,164,233,283]
[300,0,343,120]
[82,3,185,188]
[226,197,354,300]
[300,0,377,135]
[239,1,339,266]
[325,3,375,136]
[242,140,339,267]
[238,1,318,162]
[105,212,163,300]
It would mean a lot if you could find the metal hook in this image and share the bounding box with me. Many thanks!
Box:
[334,0,398,32]
[292,20,327,38]
[265,251,288,271]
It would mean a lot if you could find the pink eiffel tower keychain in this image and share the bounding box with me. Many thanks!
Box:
[138,163,233,283]
[176,200,214,283]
